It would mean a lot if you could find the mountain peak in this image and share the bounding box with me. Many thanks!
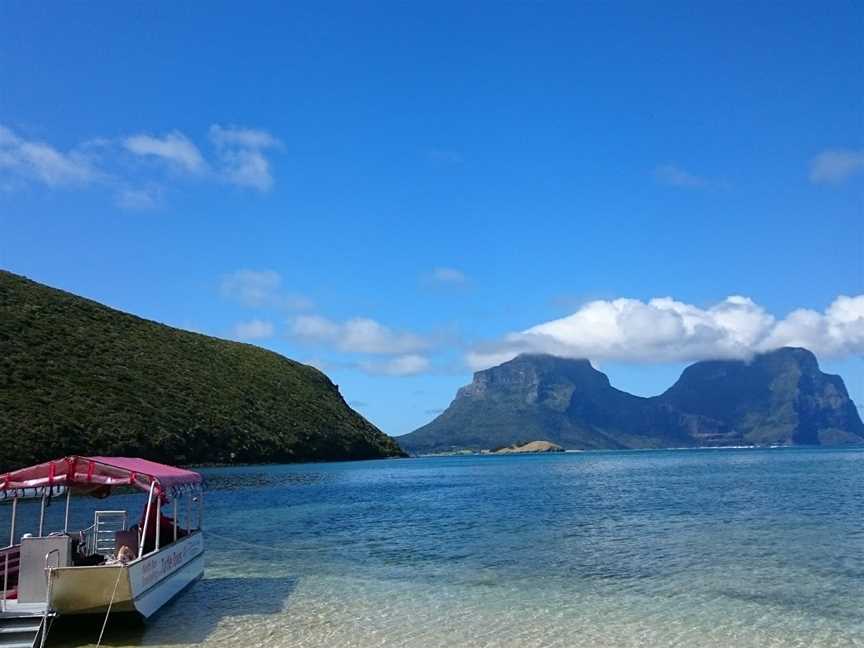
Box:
[497,353,593,369]
[755,346,820,370]
[468,353,609,397]
[399,348,864,454]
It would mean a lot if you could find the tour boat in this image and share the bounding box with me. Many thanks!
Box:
[0,456,204,647]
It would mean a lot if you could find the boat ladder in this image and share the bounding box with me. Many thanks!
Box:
[0,615,48,648]
[94,511,129,555]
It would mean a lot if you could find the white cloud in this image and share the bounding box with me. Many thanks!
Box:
[292,314,340,339]
[359,354,431,376]
[809,149,864,184]
[0,125,98,186]
[220,269,312,310]
[232,319,275,340]
[209,125,280,150]
[467,294,864,370]
[290,315,429,354]
[221,149,273,191]
[209,125,281,192]
[115,186,161,210]
[762,295,864,356]
[1,123,284,203]
[431,267,467,284]
[124,131,206,173]
[221,269,281,307]
[655,164,708,188]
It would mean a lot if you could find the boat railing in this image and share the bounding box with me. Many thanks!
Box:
[44,548,60,594]
[41,549,61,648]
[80,522,99,557]
[0,543,21,613]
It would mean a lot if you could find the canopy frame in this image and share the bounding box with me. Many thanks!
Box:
[0,456,202,503]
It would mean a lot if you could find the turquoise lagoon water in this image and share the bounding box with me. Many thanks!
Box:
[36,448,864,646]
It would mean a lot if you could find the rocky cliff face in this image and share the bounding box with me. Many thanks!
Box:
[398,349,864,453]
[659,348,864,446]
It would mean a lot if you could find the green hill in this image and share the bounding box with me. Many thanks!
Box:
[0,270,405,471]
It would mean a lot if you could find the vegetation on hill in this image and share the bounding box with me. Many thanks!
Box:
[0,270,405,471]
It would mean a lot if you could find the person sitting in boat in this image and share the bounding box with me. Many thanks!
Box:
[116,545,135,564]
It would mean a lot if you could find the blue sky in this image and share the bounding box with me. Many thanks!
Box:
[2,2,862,436]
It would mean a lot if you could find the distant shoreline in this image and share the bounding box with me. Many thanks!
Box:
[410,443,864,458]
[186,444,864,467]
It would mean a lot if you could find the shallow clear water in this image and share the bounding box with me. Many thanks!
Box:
[27,448,864,646]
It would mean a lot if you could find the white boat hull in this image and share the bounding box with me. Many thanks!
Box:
[131,549,204,618]
[49,531,204,618]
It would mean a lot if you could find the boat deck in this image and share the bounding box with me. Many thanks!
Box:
[0,600,47,619]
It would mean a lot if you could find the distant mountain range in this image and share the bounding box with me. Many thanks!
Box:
[0,270,405,471]
[398,349,864,454]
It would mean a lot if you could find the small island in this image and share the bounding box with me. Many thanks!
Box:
[492,440,564,454]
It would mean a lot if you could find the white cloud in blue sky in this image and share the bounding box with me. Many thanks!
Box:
[123,131,206,173]
[359,354,431,376]
[468,295,864,370]
[114,185,161,210]
[0,123,281,200]
[209,125,280,150]
[209,124,282,191]
[220,269,312,311]
[232,319,276,341]
[290,315,430,355]
[220,269,281,307]
[430,267,467,284]
[809,149,864,185]
[0,125,99,186]
[655,164,707,188]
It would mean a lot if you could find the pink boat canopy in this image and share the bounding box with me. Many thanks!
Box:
[0,456,202,501]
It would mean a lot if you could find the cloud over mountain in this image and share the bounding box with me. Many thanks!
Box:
[468,294,864,369]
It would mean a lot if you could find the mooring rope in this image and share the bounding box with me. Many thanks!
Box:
[95,565,125,647]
